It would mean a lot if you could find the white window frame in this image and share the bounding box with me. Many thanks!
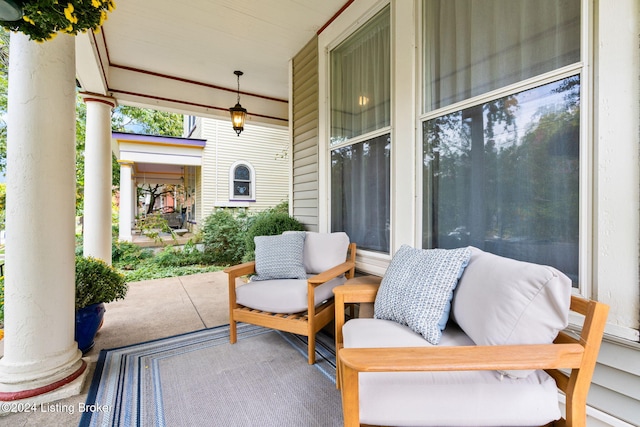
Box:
[417,1,590,295]
[228,160,256,202]
[318,0,394,275]
[416,0,640,342]
[314,0,639,340]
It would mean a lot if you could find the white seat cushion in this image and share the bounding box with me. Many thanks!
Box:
[236,275,346,313]
[343,318,561,426]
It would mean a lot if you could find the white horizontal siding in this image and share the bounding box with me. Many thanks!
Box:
[292,36,319,231]
[585,339,640,426]
[198,117,289,220]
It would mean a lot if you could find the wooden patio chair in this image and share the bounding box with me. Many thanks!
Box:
[333,248,609,427]
[225,231,356,364]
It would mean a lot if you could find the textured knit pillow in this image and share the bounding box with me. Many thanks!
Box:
[374,245,472,344]
[252,232,307,281]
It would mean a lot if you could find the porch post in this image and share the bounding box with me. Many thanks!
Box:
[82,94,116,264]
[0,33,87,404]
[118,161,134,242]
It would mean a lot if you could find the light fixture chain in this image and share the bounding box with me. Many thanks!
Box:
[237,73,241,104]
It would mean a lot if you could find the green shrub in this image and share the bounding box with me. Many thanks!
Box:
[269,201,290,214]
[154,244,214,267]
[112,240,153,270]
[121,264,221,282]
[243,211,305,261]
[75,256,128,310]
[201,209,245,265]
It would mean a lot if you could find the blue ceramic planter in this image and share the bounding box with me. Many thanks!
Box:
[75,302,105,354]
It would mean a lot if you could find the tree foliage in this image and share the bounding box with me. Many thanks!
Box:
[423,75,580,248]
[112,106,183,137]
[0,29,8,175]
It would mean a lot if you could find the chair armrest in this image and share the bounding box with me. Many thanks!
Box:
[223,261,256,278]
[333,282,381,303]
[333,281,381,349]
[337,343,585,427]
[307,260,356,286]
[338,343,585,373]
[224,261,256,315]
[306,260,354,322]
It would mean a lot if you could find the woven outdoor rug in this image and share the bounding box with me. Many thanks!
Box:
[79,323,342,427]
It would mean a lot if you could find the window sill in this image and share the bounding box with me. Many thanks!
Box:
[215,200,255,208]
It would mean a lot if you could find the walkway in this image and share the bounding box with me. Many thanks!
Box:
[0,270,229,426]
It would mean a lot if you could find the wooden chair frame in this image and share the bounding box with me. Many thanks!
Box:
[225,242,356,364]
[334,281,609,427]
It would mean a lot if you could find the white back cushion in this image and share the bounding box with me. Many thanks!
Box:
[301,232,350,274]
[452,246,571,377]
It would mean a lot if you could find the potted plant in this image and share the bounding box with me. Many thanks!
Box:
[0,0,116,43]
[75,256,127,353]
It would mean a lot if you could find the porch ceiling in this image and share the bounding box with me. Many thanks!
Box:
[134,163,185,186]
[76,0,348,125]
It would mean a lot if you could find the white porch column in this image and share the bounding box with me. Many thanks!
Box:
[82,94,116,264]
[0,33,86,404]
[118,161,134,242]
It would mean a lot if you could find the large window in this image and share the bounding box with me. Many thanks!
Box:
[330,6,391,253]
[422,0,582,284]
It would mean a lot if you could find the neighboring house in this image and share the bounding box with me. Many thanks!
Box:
[113,116,289,238]
[186,116,290,225]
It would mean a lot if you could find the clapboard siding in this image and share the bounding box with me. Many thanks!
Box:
[195,117,289,224]
[293,144,317,160]
[293,125,318,144]
[293,181,317,192]
[587,339,640,426]
[291,36,319,231]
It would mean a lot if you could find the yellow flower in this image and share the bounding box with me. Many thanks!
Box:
[64,3,78,24]
[0,330,4,341]
[22,15,35,25]
[91,0,101,7]
[64,24,74,33]
[100,10,108,24]
[108,1,116,12]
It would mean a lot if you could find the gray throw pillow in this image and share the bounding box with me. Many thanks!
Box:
[374,245,472,344]
[252,232,307,281]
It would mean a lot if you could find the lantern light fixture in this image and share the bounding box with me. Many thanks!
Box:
[229,70,247,137]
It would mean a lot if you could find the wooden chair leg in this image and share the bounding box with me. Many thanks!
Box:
[341,362,361,427]
[229,318,237,344]
[308,333,316,364]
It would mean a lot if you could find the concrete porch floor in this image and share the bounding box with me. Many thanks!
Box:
[0,270,229,426]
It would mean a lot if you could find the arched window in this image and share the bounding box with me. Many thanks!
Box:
[229,161,255,201]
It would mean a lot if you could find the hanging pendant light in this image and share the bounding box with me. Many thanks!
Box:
[229,70,247,137]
